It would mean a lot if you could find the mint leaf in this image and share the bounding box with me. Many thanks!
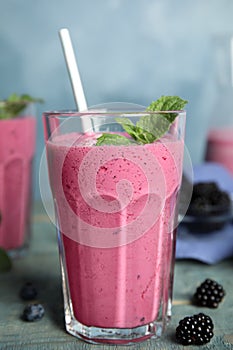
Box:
[0,248,12,272]
[136,95,188,141]
[134,96,188,142]
[96,95,188,146]
[96,133,136,146]
[0,93,43,120]
[133,125,155,144]
[136,114,171,142]
[146,95,188,122]
[115,118,138,139]
[114,117,153,144]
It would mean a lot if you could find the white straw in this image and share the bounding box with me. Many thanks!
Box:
[59,28,93,132]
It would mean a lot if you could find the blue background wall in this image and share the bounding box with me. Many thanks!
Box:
[1,0,233,199]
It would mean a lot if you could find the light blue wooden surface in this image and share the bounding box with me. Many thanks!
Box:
[0,203,233,350]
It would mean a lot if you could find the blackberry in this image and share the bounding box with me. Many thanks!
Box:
[22,303,45,322]
[209,190,231,212]
[193,278,225,308]
[189,197,209,215]
[192,182,218,199]
[176,313,214,346]
[187,181,231,216]
[19,282,38,301]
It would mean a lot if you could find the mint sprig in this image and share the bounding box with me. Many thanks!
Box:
[96,96,188,146]
[0,93,43,120]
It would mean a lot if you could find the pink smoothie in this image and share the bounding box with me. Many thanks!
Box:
[0,116,36,251]
[47,132,183,328]
[206,128,233,175]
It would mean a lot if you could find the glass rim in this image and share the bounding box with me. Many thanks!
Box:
[43,109,186,118]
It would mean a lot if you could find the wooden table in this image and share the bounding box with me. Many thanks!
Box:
[0,203,233,350]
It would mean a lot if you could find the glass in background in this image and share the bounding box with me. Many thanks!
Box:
[205,34,233,175]
[0,104,36,257]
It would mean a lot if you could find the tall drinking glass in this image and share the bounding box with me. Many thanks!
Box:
[0,108,36,257]
[42,105,186,344]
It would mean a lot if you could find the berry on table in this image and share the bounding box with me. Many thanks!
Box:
[193,278,225,308]
[176,313,214,346]
[22,303,45,322]
[19,282,38,301]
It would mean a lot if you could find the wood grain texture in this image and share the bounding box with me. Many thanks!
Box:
[0,203,232,350]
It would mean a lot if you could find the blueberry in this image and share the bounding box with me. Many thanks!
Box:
[22,303,45,322]
[19,282,38,301]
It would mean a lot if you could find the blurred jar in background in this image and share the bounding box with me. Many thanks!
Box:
[205,34,233,175]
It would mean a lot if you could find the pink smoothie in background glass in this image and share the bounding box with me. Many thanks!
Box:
[47,131,184,330]
[206,128,233,175]
[0,116,36,254]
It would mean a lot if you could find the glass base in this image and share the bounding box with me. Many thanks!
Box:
[6,229,31,259]
[65,314,166,345]
[57,227,173,345]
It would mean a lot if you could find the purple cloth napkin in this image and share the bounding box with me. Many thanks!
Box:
[176,162,233,264]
